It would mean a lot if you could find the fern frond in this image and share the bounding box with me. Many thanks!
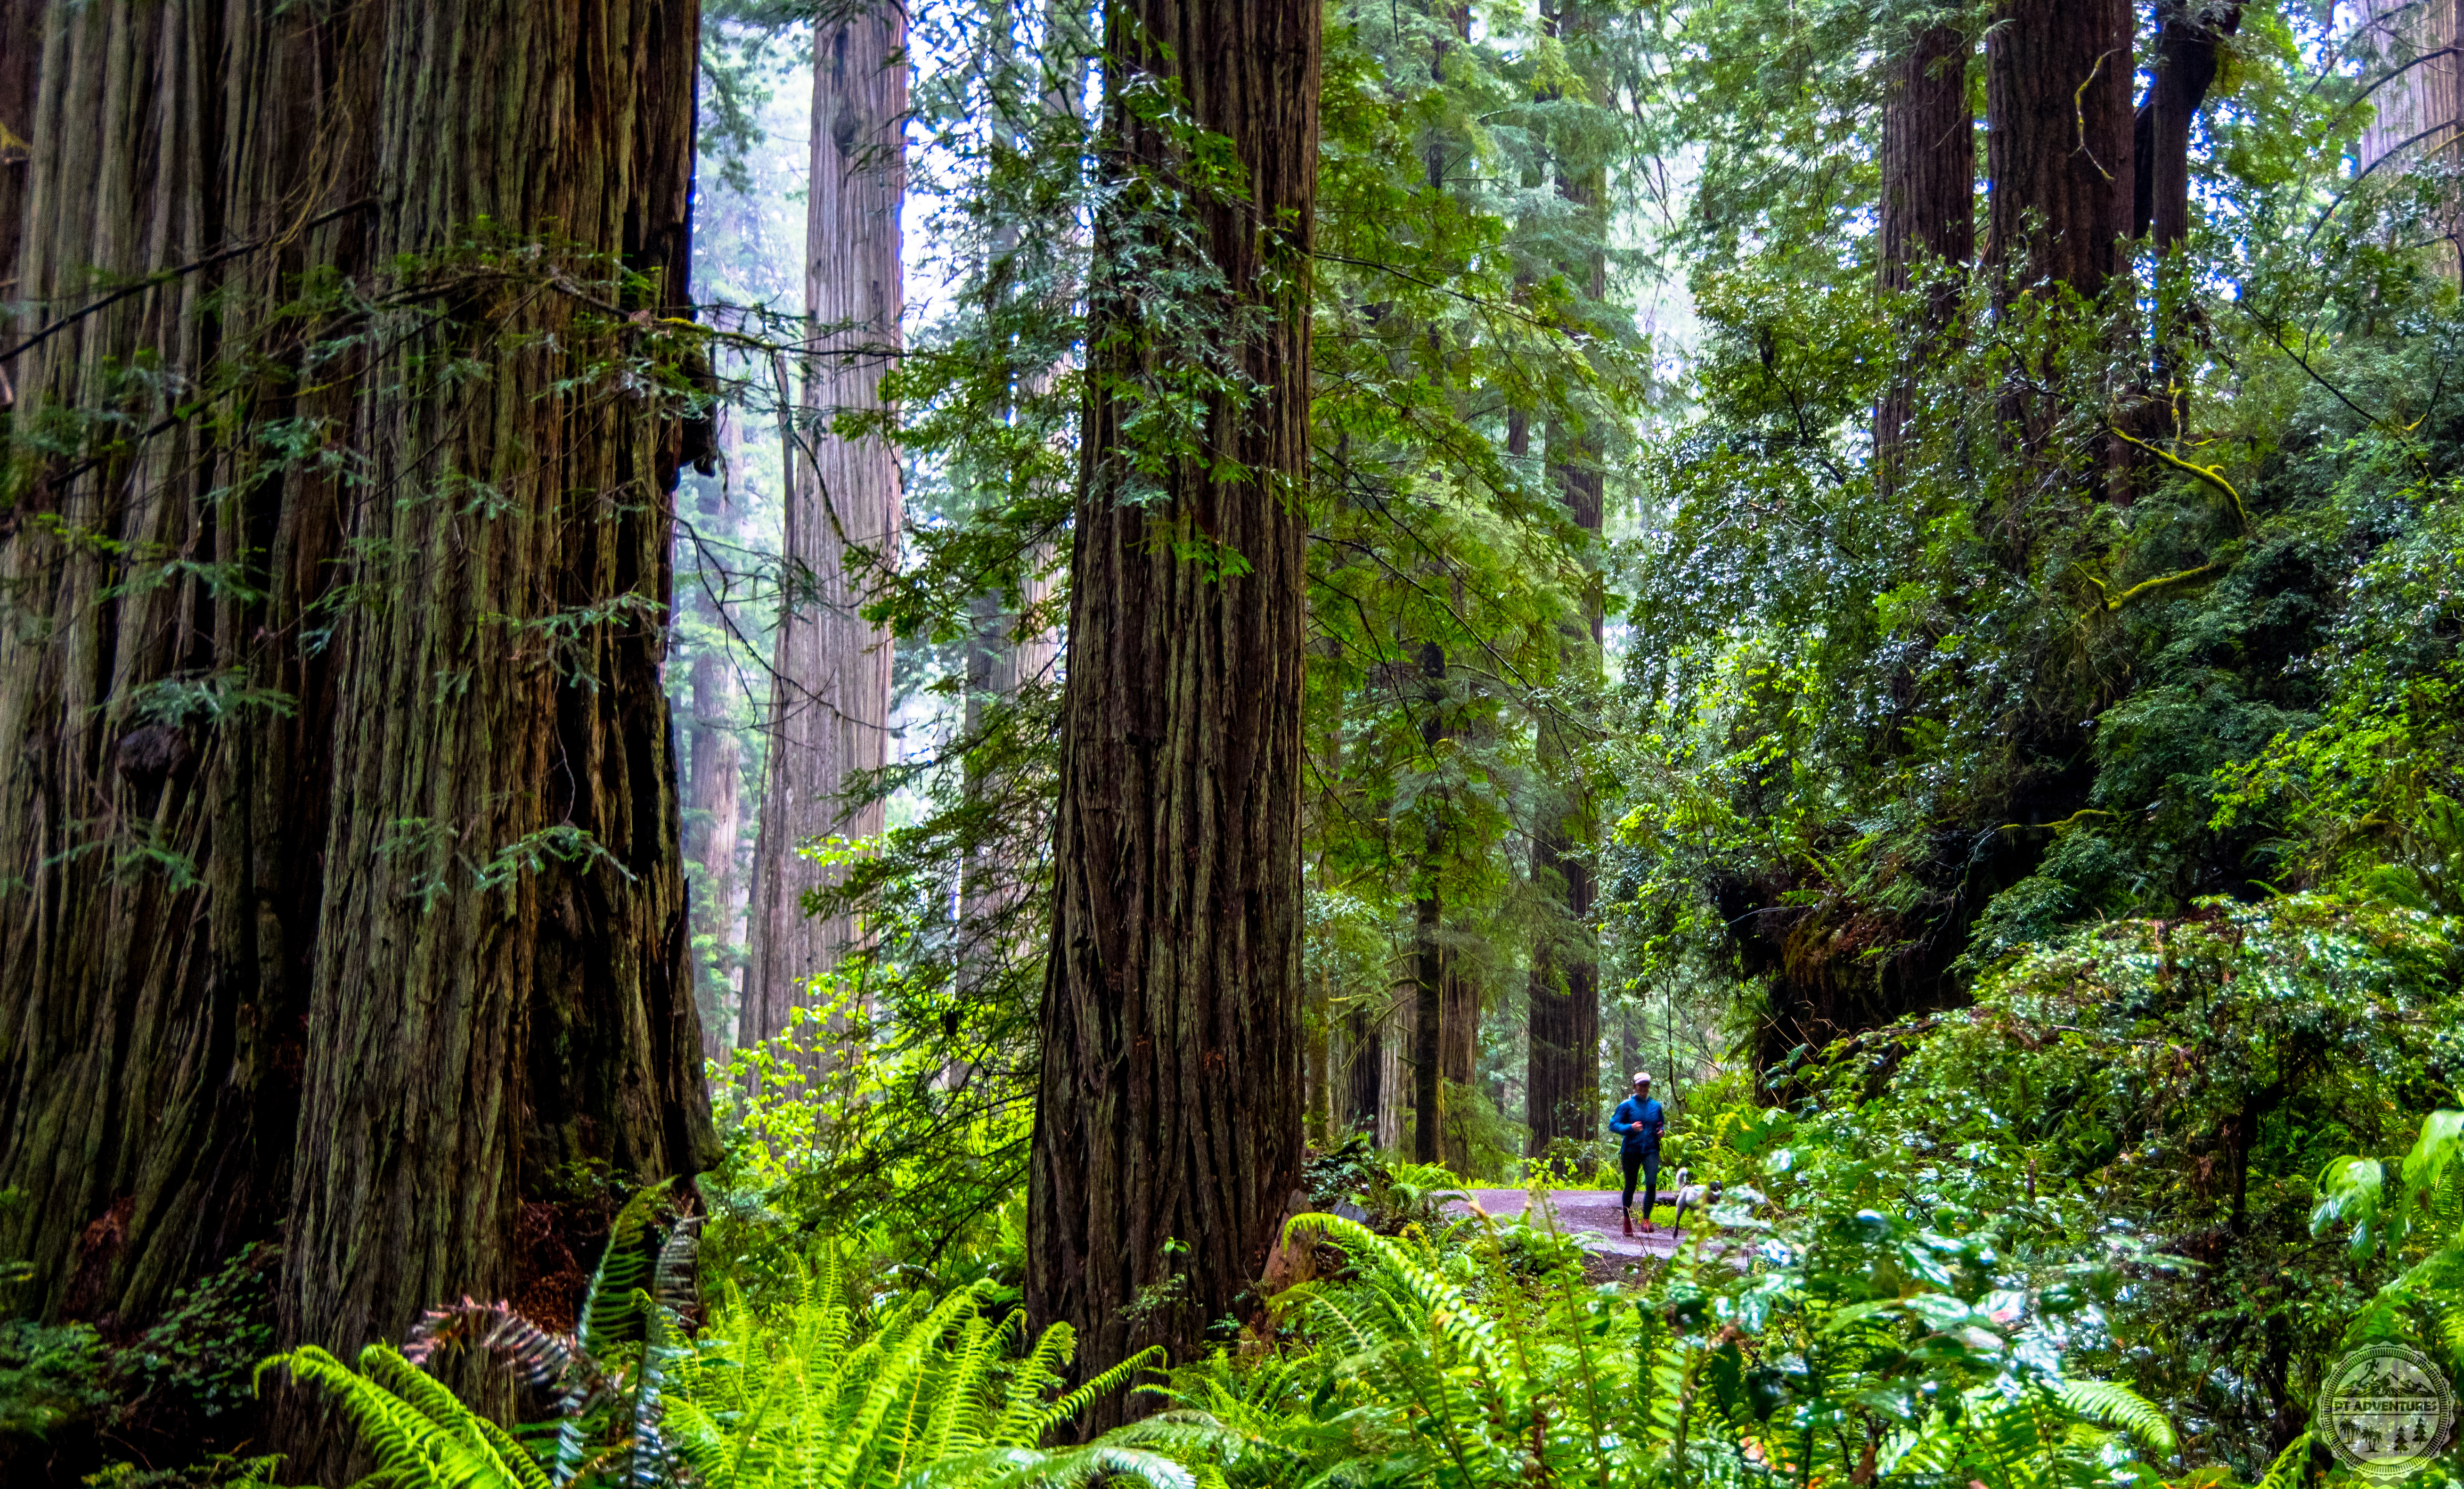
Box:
[653,1214,703,1321]
[1033,1343,1167,1440]
[260,1345,535,1489]
[579,1180,676,1357]
[2054,1377,2177,1457]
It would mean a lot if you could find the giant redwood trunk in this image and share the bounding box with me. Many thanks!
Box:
[742,0,907,1060]
[0,0,715,1474]
[1985,0,2132,301]
[1027,0,1318,1427]
[1874,11,1973,477]
[1986,0,2132,478]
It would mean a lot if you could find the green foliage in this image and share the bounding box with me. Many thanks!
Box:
[1113,1202,2179,1487]
[266,1232,1201,1489]
[0,1242,273,1475]
[2313,1109,2464,1364]
[0,1320,111,1443]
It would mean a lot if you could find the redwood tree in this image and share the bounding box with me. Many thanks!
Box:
[0,0,714,1474]
[743,0,907,1058]
[1027,0,1320,1424]
[1985,0,2133,300]
[1874,9,1974,475]
[1524,0,1609,1157]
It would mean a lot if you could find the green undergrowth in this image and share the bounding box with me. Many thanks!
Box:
[231,1096,2464,1488]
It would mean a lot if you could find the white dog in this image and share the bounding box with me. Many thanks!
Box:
[1668,1171,1766,1238]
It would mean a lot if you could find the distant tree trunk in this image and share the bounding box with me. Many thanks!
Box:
[1344,1002,1382,1132]
[1411,638,1448,1166]
[1874,12,1974,477]
[1378,985,1409,1148]
[1437,945,1478,1168]
[1524,391,1605,1157]
[2356,0,2463,270]
[685,423,750,1064]
[743,0,907,1061]
[1305,969,1334,1146]
[1026,0,1318,1431]
[1985,0,2132,301]
[1522,0,1606,1166]
[2129,0,2243,438]
[0,0,717,1478]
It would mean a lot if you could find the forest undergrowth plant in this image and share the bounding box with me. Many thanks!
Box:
[257,1184,1197,1489]
[1208,1198,2183,1488]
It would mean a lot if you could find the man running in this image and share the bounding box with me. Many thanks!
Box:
[1611,1072,1665,1236]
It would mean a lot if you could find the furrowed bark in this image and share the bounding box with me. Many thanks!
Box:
[1985,0,2133,475]
[2355,0,2462,270]
[1027,0,1318,1428]
[281,0,718,1472]
[1985,0,2132,301]
[0,0,715,1477]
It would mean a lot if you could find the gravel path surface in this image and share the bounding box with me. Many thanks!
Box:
[1447,1187,1702,1260]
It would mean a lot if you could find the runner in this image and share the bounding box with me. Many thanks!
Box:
[1610,1072,1665,1236]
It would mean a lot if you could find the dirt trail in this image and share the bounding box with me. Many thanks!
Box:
[1448,1187,1702,1261]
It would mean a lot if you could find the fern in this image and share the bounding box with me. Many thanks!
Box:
[2053,1376,2177,1457]
[259,1345,539,1489]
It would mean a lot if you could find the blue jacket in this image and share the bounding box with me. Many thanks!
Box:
[1613,1095,1664,1155]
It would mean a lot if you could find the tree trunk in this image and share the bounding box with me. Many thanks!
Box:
[0,0,716,1476]
[2132,2,2242,253]
[2356,0,2462,269]
[1523,407,1604,1159]
[1518,0,1607,1166]
[1026,0,1318,1426]
[685,425,749,1065]
[1985,0,2131,484]
[0,0,37,378]
[1410,636,1448,1166]
[1344,1000,1382,1133]
[742,0,906,1062]
[1437,943,1477,1168]
[2129,0,2243,438]
[1984,0,2132,301]
[1875,12,1974,475]
[1378,982,1409,1148]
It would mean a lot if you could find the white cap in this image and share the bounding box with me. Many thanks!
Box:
[1632,1072,1651,1085]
